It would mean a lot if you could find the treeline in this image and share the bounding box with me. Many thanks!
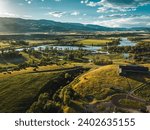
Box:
[0,49,22,59]
[9,40,29,46]
[107,39,120,46]
[28,87,84,113]
[106,42,150,53]
[92,55,113,65]
[27,68,88,113]
[0,47,90,73]
[105,42,150,63]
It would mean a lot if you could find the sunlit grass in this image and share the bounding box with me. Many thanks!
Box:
[77,39,113,46]
[73,65,150,98]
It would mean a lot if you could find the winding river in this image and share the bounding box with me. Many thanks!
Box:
[16,38,136,52]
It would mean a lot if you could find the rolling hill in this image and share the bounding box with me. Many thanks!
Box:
[0,64,85,113]
[57,65,150,113]
[72,65,150,99]
[0,17,149,33]
[0,17,114,33]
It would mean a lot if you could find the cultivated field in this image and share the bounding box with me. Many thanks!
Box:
[77,39,113,46]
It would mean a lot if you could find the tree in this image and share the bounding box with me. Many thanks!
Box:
[38,93,49,106]
[65,73,71,79]
[43,101,61,113]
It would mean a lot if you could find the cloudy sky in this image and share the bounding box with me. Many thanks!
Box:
[0,0,150,28]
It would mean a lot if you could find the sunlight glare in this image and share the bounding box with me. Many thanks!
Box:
[0,1,7,14]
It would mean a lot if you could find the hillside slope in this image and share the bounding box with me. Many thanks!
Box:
[0,66,85,113]
[0,17,114,33]
[72,65,150,99]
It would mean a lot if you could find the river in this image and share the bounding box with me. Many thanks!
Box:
[16,38,136,52]
[119,38,136,47]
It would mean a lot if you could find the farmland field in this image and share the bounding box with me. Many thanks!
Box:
[77,39,113,46]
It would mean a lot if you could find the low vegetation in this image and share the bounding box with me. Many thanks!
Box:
[119,99,146,110]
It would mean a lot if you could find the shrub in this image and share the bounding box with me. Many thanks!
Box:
[65,73,71,79]
[38,93,49,105]
[43,100,61,113]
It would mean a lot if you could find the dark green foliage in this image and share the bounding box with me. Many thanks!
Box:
[44,101,62,113]
[28,93,62,113]
[65,73,71,79]
[28,93,49,113]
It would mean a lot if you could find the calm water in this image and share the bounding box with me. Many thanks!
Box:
[16,45,102,52]
[119,38,136,58]
[119,38,136,47]
[16,38,135,52]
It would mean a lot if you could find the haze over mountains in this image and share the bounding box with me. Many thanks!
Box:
[0,17,149,33]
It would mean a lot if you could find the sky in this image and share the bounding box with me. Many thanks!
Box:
[0,0,150,28]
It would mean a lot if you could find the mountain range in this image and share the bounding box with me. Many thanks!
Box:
[0,17,149,33]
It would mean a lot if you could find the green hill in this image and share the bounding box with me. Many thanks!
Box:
[15,64,150,113]
[57,65,150,113]
[73,65,150,98]
[0,66,85,112]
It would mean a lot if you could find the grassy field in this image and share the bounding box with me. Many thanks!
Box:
[0,64,84,112]
[72,65,150,99]
[0,63,17,68]
[0,42,10,49]
[77,39,113,46]
[134,80,150,102]
[119,99,145,109]
[26,40,56,46]
[142,39,150,43]
[0,63,83,78]
[0,72,58,112]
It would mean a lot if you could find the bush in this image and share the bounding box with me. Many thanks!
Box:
[27,93,49,113]
[43,100,61,113]
[38,93,49,105]
[65,73,71,79]
[27,101,43,113]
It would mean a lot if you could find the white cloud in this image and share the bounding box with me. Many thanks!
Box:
[48,11,66,18]
[0,12,33,19]
[0,12,19,17]
[86,1,97,7]
[88,15,150,28]
[70,11,80,16]
[23,15,33,18]
[82,0,150,13]
[54,0,61,2]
